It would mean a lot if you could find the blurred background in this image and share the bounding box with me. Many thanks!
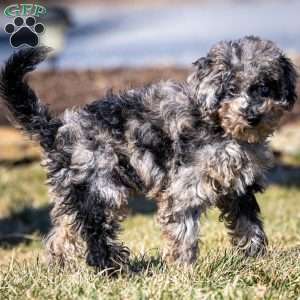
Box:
[0,0,299,257]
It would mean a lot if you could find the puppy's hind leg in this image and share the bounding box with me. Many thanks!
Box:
[46,147,130,273]
[217,189,268,256]
[70,175,130,273]
[46,205,84,267]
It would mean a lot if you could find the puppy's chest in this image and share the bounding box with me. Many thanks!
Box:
[166,141,273,209]
[194,141,273,193]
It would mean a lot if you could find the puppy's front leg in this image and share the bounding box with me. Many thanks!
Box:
[217,189,268,256]
[158,203,201,265]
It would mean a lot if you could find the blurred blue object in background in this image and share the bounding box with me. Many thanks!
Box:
[39,6,73,69]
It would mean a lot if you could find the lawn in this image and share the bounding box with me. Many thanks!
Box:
[0,159,299,299]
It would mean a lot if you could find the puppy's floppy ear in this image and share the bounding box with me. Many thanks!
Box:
[279,54,298,109]
[192,57,213,79]
[192,57,206,67]
[188,56,225,114]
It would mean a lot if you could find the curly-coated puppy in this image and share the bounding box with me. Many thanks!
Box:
[0,36,297,272]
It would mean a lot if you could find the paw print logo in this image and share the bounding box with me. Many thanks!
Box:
[4,16,45,48]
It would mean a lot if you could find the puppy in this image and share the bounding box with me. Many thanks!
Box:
[0,36,297,271]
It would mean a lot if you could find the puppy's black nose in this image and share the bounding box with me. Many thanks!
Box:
[247,115,261,126]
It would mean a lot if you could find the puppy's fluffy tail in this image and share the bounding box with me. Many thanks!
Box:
[0,47,61,150]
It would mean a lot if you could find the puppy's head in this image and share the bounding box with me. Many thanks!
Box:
[188,36,298,143]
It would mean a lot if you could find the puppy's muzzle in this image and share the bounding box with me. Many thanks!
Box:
[240,102,263,127]
[246,115,262,126]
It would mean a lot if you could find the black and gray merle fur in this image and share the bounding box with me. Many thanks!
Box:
[0,36,297,271]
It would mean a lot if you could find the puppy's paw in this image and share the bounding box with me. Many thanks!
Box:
[86,244,130,275]
[233,227,268,257]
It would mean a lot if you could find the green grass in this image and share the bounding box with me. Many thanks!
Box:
[0,163,299,299]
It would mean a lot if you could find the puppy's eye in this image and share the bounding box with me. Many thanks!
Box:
[258,85,271,97]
